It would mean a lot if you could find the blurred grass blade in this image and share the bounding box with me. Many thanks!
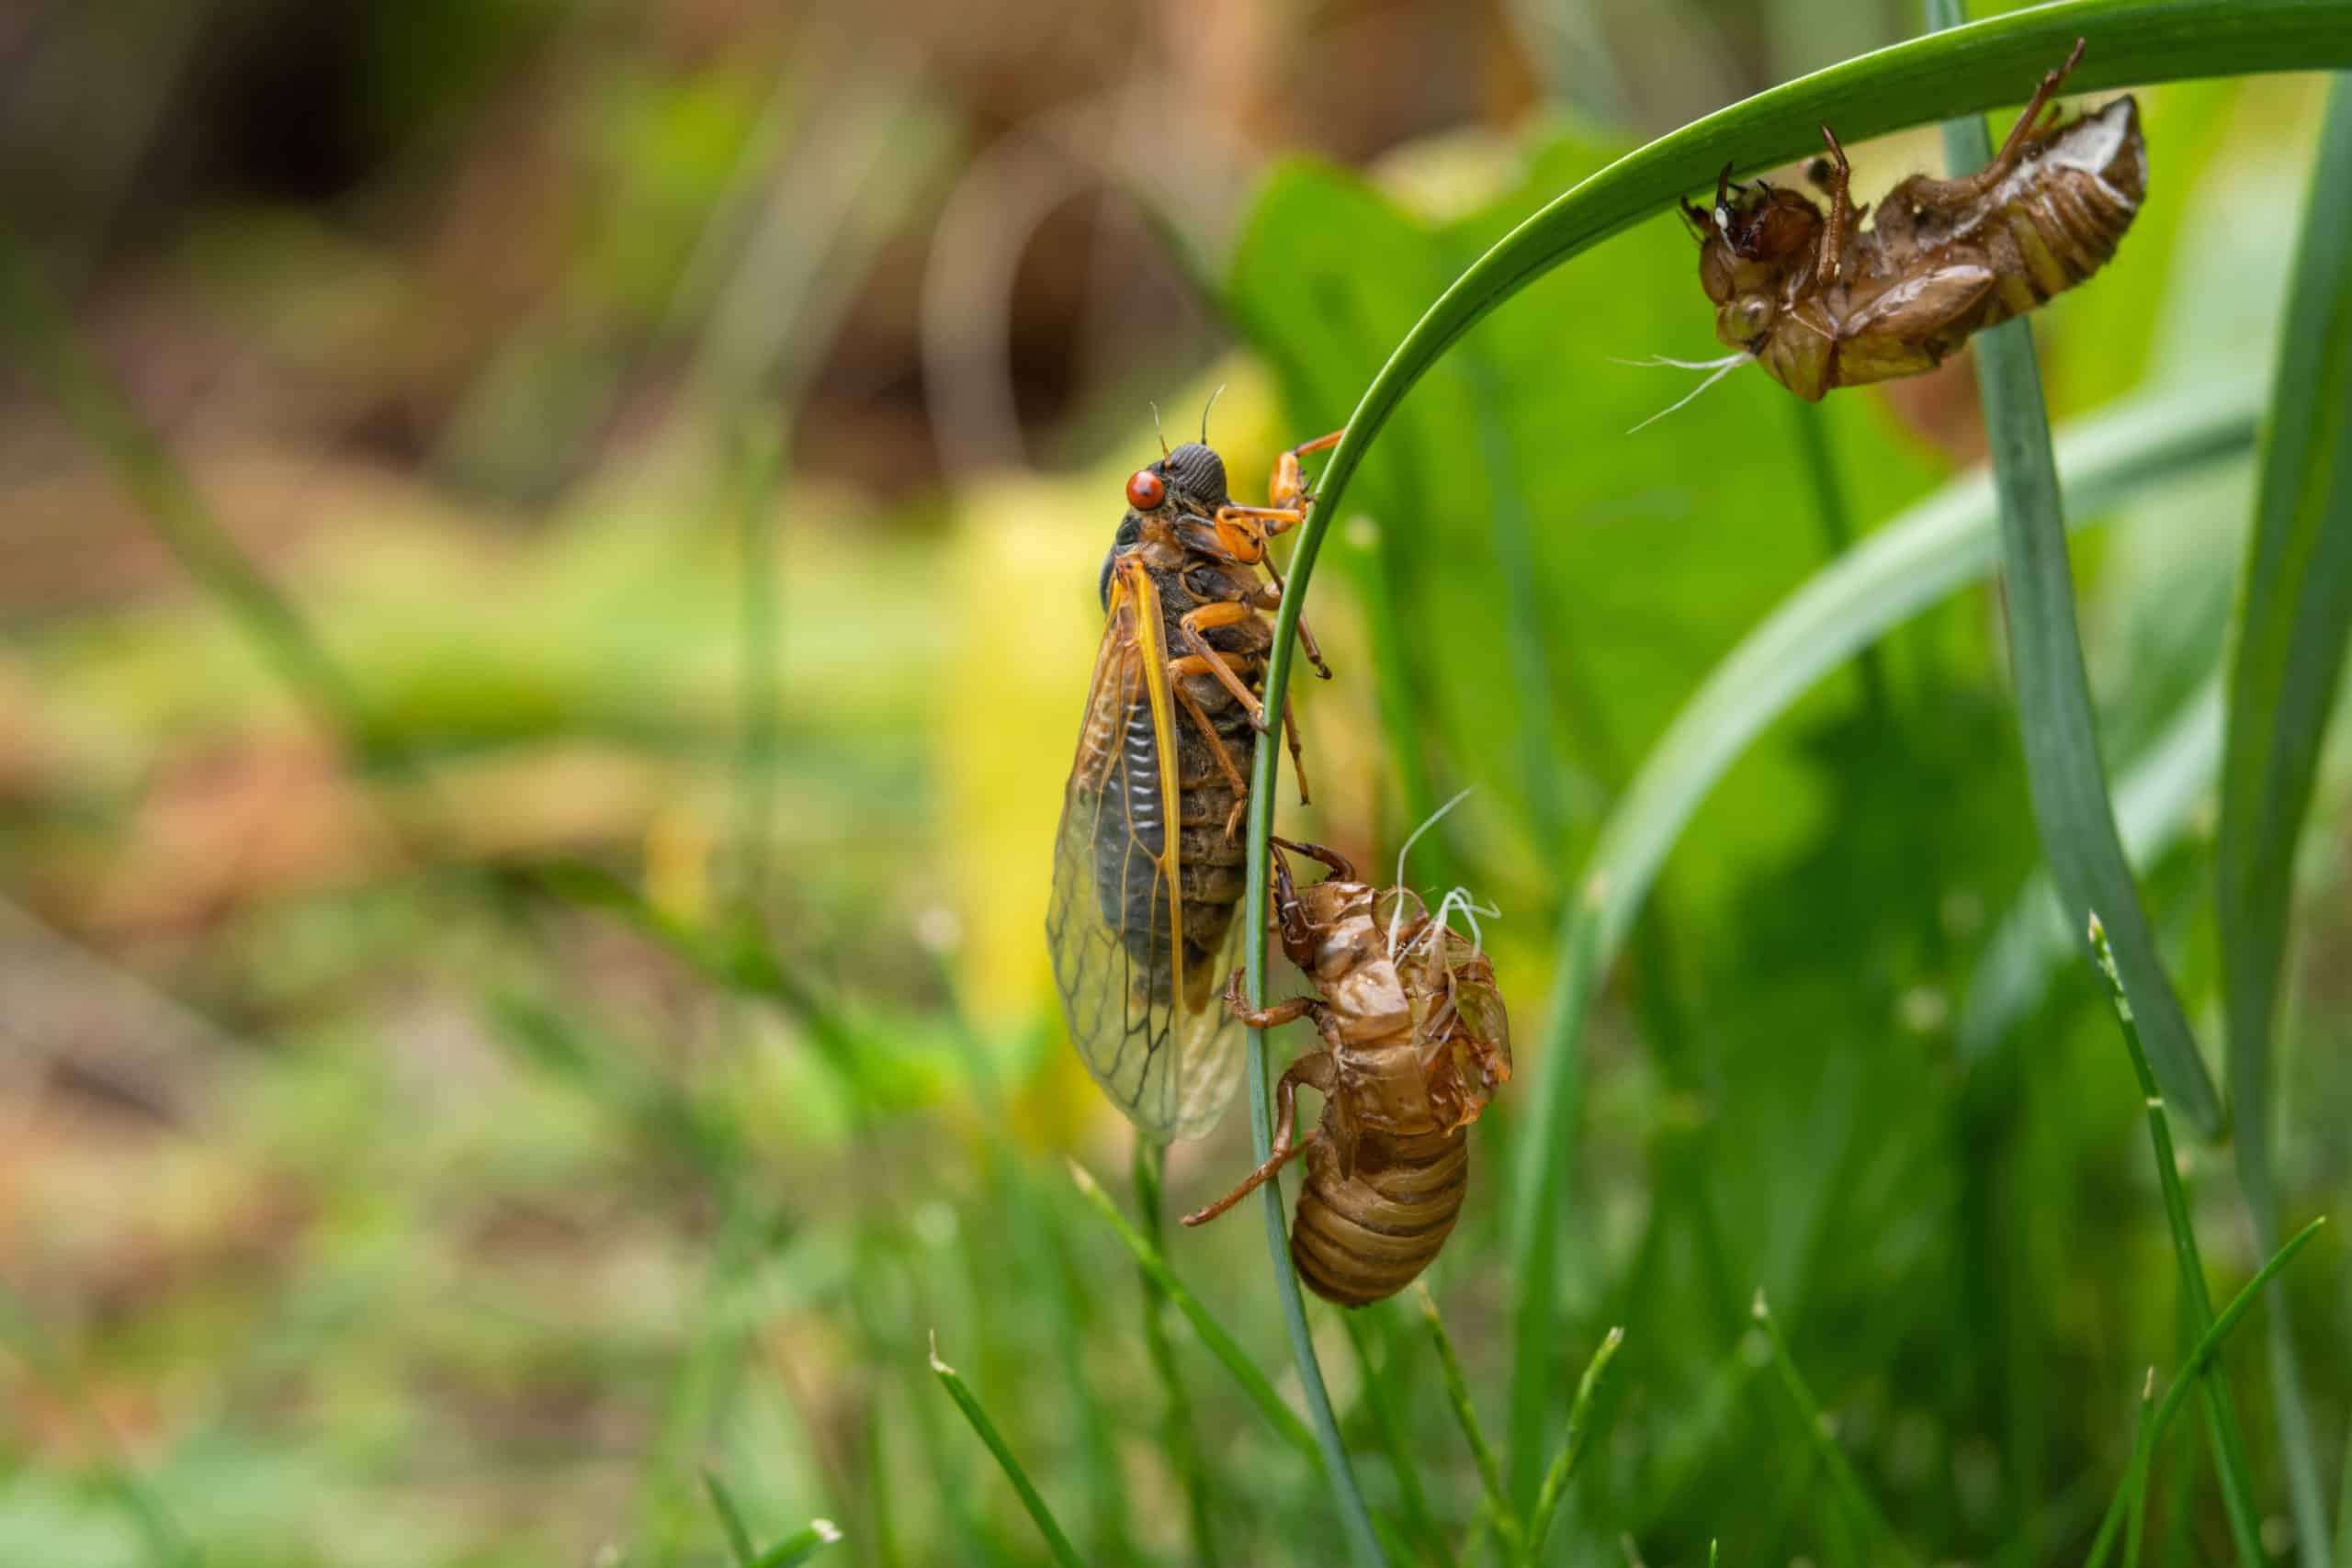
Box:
[535,863,868,1094]
[1750,1290,1917,1567]
[1418,1283,1523,1556]
[1927,25,2220,1138]
[730,417,788,915]
[1066,1161,1319,1466]
[2216,73,2352,1568]
[751,1521,847,1568]
[705,1469,763,1565]
[2085,916,2265,1567]
[1504,386,2254,1494]
[2083,1216,2330,1568]
[929,1336,1086,1568]
[1134,1144,1216,1565]
[1525,1326,1625,1557]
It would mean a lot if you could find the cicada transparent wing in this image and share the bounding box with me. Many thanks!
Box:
[1046,561,1242,1141]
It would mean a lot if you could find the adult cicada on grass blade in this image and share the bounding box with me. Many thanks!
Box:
[1046,423,1340,1141]
[1684,38,2144,400]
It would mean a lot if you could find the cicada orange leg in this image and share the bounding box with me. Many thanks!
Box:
[1181,1021,1336,1228]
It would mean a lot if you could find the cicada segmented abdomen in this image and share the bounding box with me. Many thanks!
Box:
[1291,1125,1469,1307]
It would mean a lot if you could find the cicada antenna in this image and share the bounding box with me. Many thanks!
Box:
[1200,383,1226,445]
[1149,401,1170,457]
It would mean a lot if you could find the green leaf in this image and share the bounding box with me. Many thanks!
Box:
[2215,72,2352,1567]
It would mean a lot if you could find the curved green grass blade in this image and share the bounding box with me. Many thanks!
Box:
[1751,1290,1919,1567]
[1498,384,2255,1479]
[2216,73,2352,1568]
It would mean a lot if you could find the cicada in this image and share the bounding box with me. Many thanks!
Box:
[1046,426,1340,1141]
[1684,39,2143,400]
[1182,839,1511,1305]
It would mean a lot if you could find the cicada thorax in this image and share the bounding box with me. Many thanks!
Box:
[1091,551,1267,1000]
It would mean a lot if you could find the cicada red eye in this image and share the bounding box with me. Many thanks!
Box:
[1126,468,1166,511]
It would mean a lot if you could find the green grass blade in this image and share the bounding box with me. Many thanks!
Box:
[1501,386,2254,1495]
[2216,73,2352,1568]
[1418,1284,1522,1556]
[2083,1216,2330,1568]
[929,1336,1086,1568]
[1067,1160,1321,1466]
[750,1521,847,1568]
[1926,3,2220,1138]
[705,1470,763,1566]
[1750,1290,1917,1568]
[1524,1325,1625,1558]
[1134,1143,1217,1566]
[2086,917,2266,1567]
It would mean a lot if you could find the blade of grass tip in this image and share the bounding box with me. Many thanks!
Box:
[750,1520,847,1568]
[1067,1159,1319,1466]
[0,1281,201,1568]
[1134,1143,1216,1567]
[929,1334,1087,1568]
[1750,1290,1918,1568]
[1785,399,1890,725]
[1238,735,1386,1563]
[2125,1370,2156,1568]
[2217,72,2352,1568]
[1341,1310,1453,1567]
[2081,1215,2329,1568]
[1507,877,1605,1509]
[2086,915,2267,1568]
[1418,1283,1524,1558]
[1920,0,2222,1140]
[1525,1326,1627,1558]
[0,222,445,852]
[706,1469,763,1566]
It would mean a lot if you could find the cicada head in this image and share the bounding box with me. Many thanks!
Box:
[1688,164,1821,355]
